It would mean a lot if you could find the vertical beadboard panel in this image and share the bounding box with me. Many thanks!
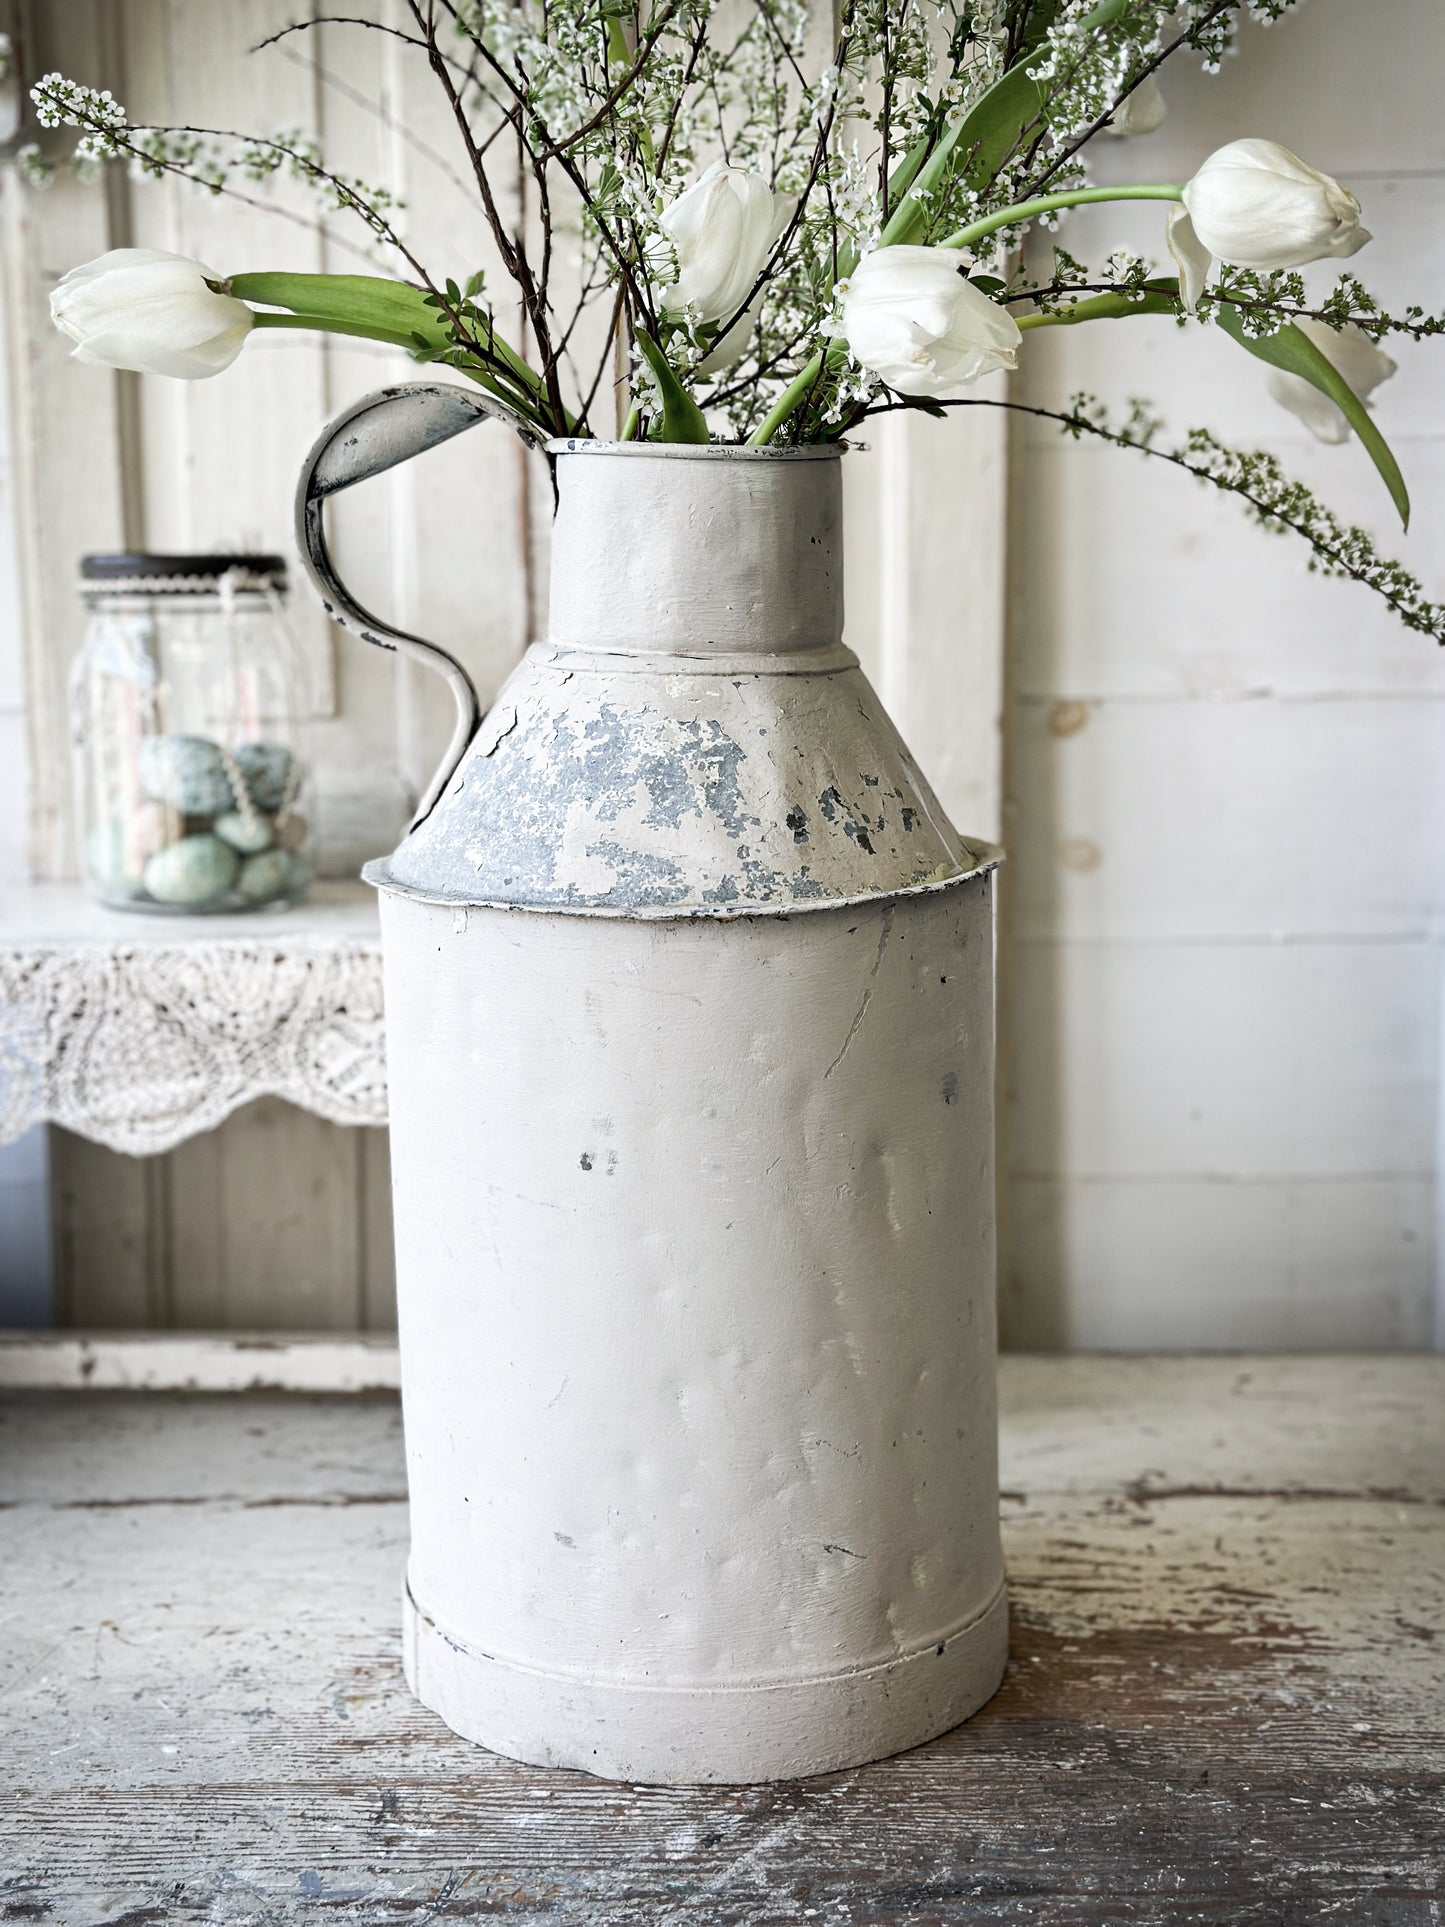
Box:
[121,0,336,713]
[847,396,1007,844]
[361,1126,397,1331]
[26,1,539,1333]
[167,1099,365,1329]
[51,1128,168,1327]
[4,0,134,880]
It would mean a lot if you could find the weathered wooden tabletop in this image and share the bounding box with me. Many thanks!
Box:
[3,1356,1442,1925]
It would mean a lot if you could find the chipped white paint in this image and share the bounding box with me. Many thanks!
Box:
[369,439,990,915]
[299,419,1007,1781]
[0,1331,401,1393]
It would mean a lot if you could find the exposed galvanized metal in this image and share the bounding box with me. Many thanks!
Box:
[383,638,993,916]
[296,386,1006,1782]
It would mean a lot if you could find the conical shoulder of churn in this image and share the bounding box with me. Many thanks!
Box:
[365,441,996,917]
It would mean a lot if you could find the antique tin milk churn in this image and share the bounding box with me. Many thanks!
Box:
[297,384,1006,1783]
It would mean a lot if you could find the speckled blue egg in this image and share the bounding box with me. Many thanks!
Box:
[213,809,274,855]
[143,834,239,906]
[235,848,296,903]
[138,735,236,817]
[233,741,296,813]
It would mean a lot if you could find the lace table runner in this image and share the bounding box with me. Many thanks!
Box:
[0,883,385,1154]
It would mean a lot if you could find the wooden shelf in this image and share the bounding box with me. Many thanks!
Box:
[0,877,380,946]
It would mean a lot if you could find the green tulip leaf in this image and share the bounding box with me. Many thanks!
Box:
[232,270,555,414]
[230,271,449,347]
[1214,305,1410,529]
[634,328,710,445]
[880,0,1129,250]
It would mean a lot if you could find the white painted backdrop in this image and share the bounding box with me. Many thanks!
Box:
[1000,0,1445,1349]
[3,0,1440,1347]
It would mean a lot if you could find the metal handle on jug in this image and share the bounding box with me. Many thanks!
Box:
[294,381,543,829]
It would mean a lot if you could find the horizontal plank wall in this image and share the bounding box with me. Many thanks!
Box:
[1000,0,1445,1348]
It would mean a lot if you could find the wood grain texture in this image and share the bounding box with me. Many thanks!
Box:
[50,1124,168,1327]
[2,1357,1441,1924]
[54,1100,391,1333]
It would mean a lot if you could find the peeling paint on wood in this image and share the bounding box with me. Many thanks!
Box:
[2,1356,1441,1924]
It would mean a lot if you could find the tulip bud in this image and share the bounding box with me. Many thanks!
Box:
[1264,319,1397,445]
[51,248,254,378]
[1168,138,1369,314]
[840,246,1021,398]
[659,163,789,328]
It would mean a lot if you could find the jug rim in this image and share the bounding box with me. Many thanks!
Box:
[545,437,844,461]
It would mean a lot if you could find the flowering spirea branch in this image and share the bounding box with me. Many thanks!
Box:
[1198,268,1445,344]
[1013,393,1445,641]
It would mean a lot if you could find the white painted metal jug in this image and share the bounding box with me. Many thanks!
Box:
[296,385,1007,1783]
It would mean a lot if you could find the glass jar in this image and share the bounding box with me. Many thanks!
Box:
[70,552,313,913]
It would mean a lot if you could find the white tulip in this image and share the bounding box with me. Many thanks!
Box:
[1264,319,1397,445]
[659,162,788,328]
[1168,139,1370,311]
[1099,75,1166,139]
[840,246,1021,398]
[51,247,254,379]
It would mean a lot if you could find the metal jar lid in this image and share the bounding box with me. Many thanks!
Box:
[80,552,288,596]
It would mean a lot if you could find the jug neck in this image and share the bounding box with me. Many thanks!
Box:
[544,442,844,660]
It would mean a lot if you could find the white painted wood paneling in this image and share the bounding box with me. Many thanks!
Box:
[1001,0,1445,1349]
[1008,939,1438,1180]
[845,396,1009,842]
[1008,1177,1432,1351]
[1008,698,1445,942]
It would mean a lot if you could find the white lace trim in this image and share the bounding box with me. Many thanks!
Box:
[0,931,386,1155]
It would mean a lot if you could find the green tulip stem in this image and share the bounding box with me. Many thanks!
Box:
[251,310,416,349]
[747,339,855,448]
[942,182,1183,251]
[747,351,823,447]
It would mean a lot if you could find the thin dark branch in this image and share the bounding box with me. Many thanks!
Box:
[428,0,658,333]
[536,0,686,160]
[847,392,1443,637]
[270,44,480,211]
[707,3,858,352]
[578,282,626,429]
[252,16,427,54]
